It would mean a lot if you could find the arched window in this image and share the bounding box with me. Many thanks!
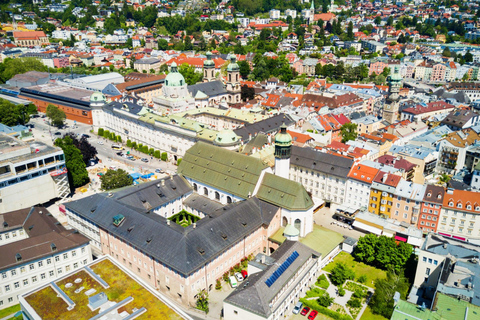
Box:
[294,219,301,232]
[215,191,220,200]
[193,183,198,192]
[227,196,232,204]
[282,217,288,227]
[204,187,208,196]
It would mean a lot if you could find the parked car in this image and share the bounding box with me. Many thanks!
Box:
[308,310,318,320]
[116,152,123,156]
[234,272,244,282]
[97,140,104,145]
[241,270,248,279]
[155,168,165,174]
[141,158,149,163]
[82,134,90,139]
[301,307,310,316]
[293,302,303,315]
[54,132,62,136]
[229,276,238,288]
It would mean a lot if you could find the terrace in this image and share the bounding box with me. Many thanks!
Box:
[23,257,184,320]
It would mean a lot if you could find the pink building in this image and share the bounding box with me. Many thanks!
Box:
[431,63,446,82]
[53,56,70,68]
[369,61,388,76]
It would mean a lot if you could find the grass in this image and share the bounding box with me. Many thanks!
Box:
[168,209,199,228]
[361,306,388,320]
[305,287,326,298]
[25,258,183,320]
[0,304,20,318]
[289,314,334,320]
[323,252,386,288]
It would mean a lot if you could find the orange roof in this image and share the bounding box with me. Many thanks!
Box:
[13,31,47,40]
[348,163,380,184]
[373,171,401,187]
[167,56,226,68]
[443,189,480,213]
[314,13,336,22]
[287,130,313,144]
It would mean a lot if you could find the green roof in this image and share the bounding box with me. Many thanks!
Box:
[178,142,268,199]
[256,173,313,211]
[284,224,300,237]
[391,294,480,320]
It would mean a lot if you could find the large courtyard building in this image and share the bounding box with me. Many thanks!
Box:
[0,135,69,212]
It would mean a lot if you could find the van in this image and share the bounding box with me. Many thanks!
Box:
[111,144,124,150]
[229,276,238,288]
[292,301,303,314]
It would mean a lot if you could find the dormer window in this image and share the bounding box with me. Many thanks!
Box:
[51,243,57,252]
[457,203,462,208]
[467,205,472,210]
[15,253,22,262]
[427,193,432,197]
[476,206,480,211]
[449,202,454,207]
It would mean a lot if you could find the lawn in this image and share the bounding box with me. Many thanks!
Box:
[25,258,183,320]
[290,313,334,320]
[323,252,386,288]
[0,304,20,318]
[361,306,388,320]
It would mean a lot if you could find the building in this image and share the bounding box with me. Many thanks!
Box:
[436,129,480,173]
[19,256,189,320]
[400,101,455,122]
[5,71,50,88]
[63,72,124,92]
[0,135,69,212]
[440,109,480,131]
[361,40,386,53]
[418,185,445,234]
[368,171,402,218]
[391,180,425,225]
[12,31,49,47]
[352,115,382,135]
[345,163,380,210]
[134,57,162,74]
[223,241,320,320]
[0,206,91,309]
[103,75,166,104]
[225,55,241,105]
[383,66,402,124]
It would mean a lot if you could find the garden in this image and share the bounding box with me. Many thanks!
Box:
[169,209,200,227]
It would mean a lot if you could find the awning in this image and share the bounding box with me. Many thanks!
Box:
[407,237,422,247]
[395,235,407,242]
[353,221,382,235]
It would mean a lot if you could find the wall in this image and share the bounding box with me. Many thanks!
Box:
[19,95,92,124]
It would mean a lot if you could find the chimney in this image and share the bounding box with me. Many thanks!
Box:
[167,219,170,226]
[193,223,196,229]
[382,173,388,183]
[161,179,165,186]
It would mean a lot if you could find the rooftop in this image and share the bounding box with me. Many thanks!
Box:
[22,256,184,320]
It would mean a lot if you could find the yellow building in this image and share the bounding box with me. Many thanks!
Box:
[368,172,401,218]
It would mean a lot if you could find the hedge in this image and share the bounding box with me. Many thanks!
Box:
[149,148,154,155]
[137,143,143,151]
[110,132,116,141]
[116,136,122,143]
[131,142,137,149]
[127,139,132,148]
[161,152,168,161]
[142,145,149,154]
[300,298,353,320]
[97,128,104,136]
[177,158,182,166]
[103,130,110,139]
[154,150,160,158]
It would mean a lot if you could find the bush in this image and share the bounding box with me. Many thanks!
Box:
[127,139,132,148]
[161,152,168,161]
[300,298,353,320]
[116,136,122,143]
[177,158,182,166]
[215,279,222,290]
[306,287,326,298]
[329,263,355,286]
[316,274,330,289]
[142,145,149,154]
[317,292,334,307]
[110,132,115,141]
[97,128,104,136]
[338,286,345,297]
[347,298,362,308]
[222,272,229,282]
[353,289,365,299]
[149,148,154,155]
[154,150,160,158]
[131,141,137,149]
[357,275,367,283]
[137,143,143,151]
[103,130,110,139]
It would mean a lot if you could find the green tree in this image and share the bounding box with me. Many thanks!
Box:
[46,104,66,127]
[238,60,251,79]
[465,51,474,63]
[374,16,382,26]
[241,85,255,101]
[0,57,48,83]
[158,39,169,50]
[100,168,133,191]
[442,47,452,57]
[317,292,334,307]
[346,21,354,41]
[184,35,193,51]
[178,63,203,85]
[154,150,161,158]
[98,128,104,136]
[54,136,89,189]
[370,268,410,318]
[64,133,98,165]
[340,122,358,143]
[196,289,209,314]
[387,16,394,26]
[353,234,377,264]
[328,263,355,286]
[161,152,168,161]
[0,98,32,126]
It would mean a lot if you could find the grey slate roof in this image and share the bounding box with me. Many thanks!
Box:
[183,193,224,216]
[290,145,354,179]
[65,177,279,277]
[234,113,295,141]
[188,80,227,98]
[224,241,320,317]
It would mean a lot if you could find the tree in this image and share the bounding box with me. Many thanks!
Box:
[178,63,203,85]
[340,123,358,143]
[161,152,168,161]
[158,39,169,50]
[241,85,255,101]
[98,128,104,136]
[346,21,354,41]
[374,16,382,26]
[353,234,377,264]
[196,289,209,314]
[0,57,48,83]
[100,169,133,191]
[54,136,89,190]
[184,35,193,51]
[238,60,251,79]
[369,268,410,318]
[328,263,355,286]
[64,133,98,165]
[317,292,334,307]
[46,104,66,127]
[465,51,473,63]
[387,16,394,26]
[0,98,33,126]
[442,47,452,57]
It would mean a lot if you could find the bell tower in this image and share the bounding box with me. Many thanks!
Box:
[383,66,402,124]
[274,124,292,180]
[203,51,215,82]
[226,54,241,104]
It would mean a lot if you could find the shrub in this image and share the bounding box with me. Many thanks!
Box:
[353,289,365,299]
[110,132,115,141]
[131,141,137,149]
[317,292,334,307]
[137,143,143,151]
[116,136,122,143]
[305,287,325,298]
[329,263,355,286]
[97,128,104,136]
[338,286,346,297]
[161,152,168,161]
[316,274,330,289]
[347,298,362,308]
[357,275,367,283]
[177,158,182,166]
[149,148,154,155]
[103,130,110,139]
[127,140,132,148]
[142,145,149,154]
[215,279,222,290]
[300,298,353,320]
[222,272,229,282]
[154,150,160,158]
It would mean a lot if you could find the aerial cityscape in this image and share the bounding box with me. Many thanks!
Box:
[1,0,480,319]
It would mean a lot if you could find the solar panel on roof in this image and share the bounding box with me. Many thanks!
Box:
[264,250,300,287]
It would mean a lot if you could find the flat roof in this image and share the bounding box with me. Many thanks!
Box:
[21,256,187,320]
[0,93,31,105]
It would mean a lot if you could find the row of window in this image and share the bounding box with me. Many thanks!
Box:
[0,228,25,241]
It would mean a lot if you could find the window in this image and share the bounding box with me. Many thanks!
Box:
[434,260,438,265]
[423,257,427,262]
[20,267,25,273]
[38,261,43,267]
[47,258,51,264]
[57,268,62,275]
[29,264,35,270]
[14,282,19,289]
[426,268,430,276]
[428,258,432,264]
[41,273,46,280]
[23,279,28,286]
[1,273,6,279]
[5,285,10,292]
[49,271,54,277]
[74,263,78,269]
[63,253,68,259]
[55,256,60,262]
[72,250,76,257]
[8,298,12,303]
[81,247,85,254]
[11,270,16,276]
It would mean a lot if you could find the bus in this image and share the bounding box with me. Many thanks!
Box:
[111,144,125,150]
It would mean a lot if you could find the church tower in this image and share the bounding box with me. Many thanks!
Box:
[309,0,315,24]
[274,124,292,179]
[203,51,215,82]
[383,66,402,124]
[226,54,241,104]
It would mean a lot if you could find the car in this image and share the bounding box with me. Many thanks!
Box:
[234,272,244,282]
[155,169,165,174]
[229,276,238,288]
[308,310,318,320]
[141,158,149,163]
[293,302,303,315]
[82,134,90,139]
[116,152,123,156]
[54,132,62,136]
[241,270,248,279]
[301,307,310,316]
[97,140,104,145]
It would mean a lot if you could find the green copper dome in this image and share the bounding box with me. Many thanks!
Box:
[165,62,186,87]
[284,224,300,237]
[275,124,292,146]
[204,51,215,67]
[227,54,239,72]
[389,65,402,82]
[90,91,106,103]
[215,130,239,145]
